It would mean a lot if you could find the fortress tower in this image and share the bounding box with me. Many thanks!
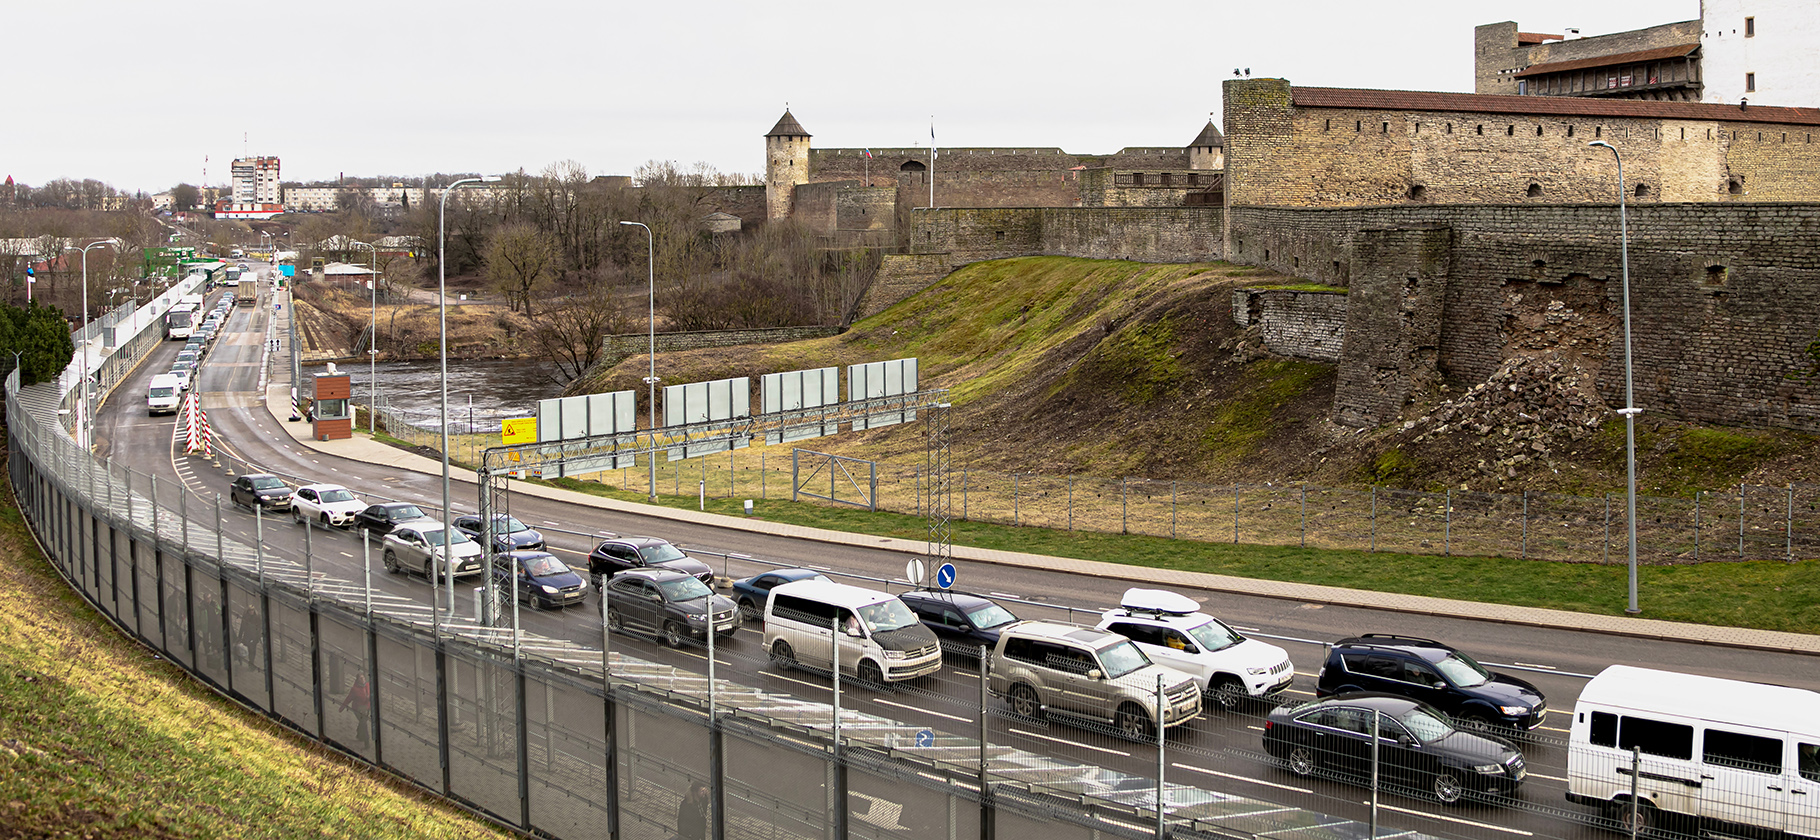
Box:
[1187,120,1226,170]
[764,110,811,221]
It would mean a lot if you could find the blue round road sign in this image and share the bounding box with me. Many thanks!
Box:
[935,563,957,590]
[915,729,934,748]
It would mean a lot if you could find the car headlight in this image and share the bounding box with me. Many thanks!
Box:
[1470,763,1505,774]
[1498,705,1529,717]
[1247,666,1271,676]
[687,614,705,623]
[881,649,906,660]
[540,585,558,594]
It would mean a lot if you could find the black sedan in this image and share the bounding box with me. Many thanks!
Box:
[229,473,294,512]
[603,568,739,648]
[587,536,714,588]
[729,568,829,621]
[896,589,1020,658]
[452,514,545,553]
[492,551,587,610]
[1263,693,1526,804]
[353,502,433,536]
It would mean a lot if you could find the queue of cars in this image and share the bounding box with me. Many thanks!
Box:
[149,293,234,409]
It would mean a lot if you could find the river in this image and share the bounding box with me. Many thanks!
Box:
[351,358,568,434]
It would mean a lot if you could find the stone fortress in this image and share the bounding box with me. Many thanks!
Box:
[731,3,1820,438]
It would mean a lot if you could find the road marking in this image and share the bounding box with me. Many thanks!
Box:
[1006,727,1129,758]
[339,552,353,558]
[1528,772,1567,782]
[989,592,1021,600]
[1232,625,1261,632]
[1372,802,1533,836]
[804,564,833,571]
[872,698,972,724]
[1172,763,1310,794]
[1539,725,1569,734]
[770,673,829,692]
[542,521,561,526]
[1513,662,1557,670]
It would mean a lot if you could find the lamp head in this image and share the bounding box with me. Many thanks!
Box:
[1588,141,1613,150]
[480,175,502,183]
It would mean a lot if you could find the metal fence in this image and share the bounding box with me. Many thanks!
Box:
[12,364,1487,839]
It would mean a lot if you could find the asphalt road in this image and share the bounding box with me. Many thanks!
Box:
[83,267,1817,840]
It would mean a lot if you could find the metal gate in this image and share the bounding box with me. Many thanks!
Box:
[791,449,878,511]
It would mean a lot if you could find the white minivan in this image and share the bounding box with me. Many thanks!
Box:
[763,579,943,685]
[1566,664,1820,838]
[146,374,182,415]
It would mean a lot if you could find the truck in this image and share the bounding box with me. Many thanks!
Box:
[236,279,257,306]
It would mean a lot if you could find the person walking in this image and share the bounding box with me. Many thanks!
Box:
[675,782,709,840]
[337,673,371,746]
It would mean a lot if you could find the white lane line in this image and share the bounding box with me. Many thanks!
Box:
[988,592,1022,600]
[872,698,972,724]
[770,673,830,692]
[1232,625,1261,632]
[1539,726,1569,734]
[1513,662,1557,670]
[1173,763,1310,794]
[1006,727,1130,758]
[541,521,561,526]
[339,552,354,558]
[1372,802,1533,836]
[804,564,833,571]
[1527,772,1568,782]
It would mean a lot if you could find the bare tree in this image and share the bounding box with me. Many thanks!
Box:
[484,223,561,315]
[530,271,637,385]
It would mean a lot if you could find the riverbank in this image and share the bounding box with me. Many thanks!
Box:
[290,280,540,363]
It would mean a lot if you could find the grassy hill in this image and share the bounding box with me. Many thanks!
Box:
[577,256,1819,497]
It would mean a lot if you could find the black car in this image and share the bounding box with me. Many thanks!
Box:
[353,502,432,536]
[896,590,1020,658]
[588,536,714,588]
[604,568,739,648]
[1263,693,1527,804]
[229,473,293,512]
[452,514,545,553]
[1315,634,1547,734]
[492,551,587,610]
[729,568,829,620]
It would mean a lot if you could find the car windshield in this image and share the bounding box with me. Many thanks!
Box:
[1433,653,1492,687]
[494,516,529,534]
[387,505,425,519]
[857,600,921,633]
[1096,640,1152,680]
[1184,617,1245,652]
[423,529,472,546]
[149,387,175,398]
[965,603,1018,629]
[657,576,712,601]
[521,555,568,577]
[318,489,355,503]
[1400,706,1456,743]
[639,543,687,564]
[171,361,194,372]
[250,477,286,490]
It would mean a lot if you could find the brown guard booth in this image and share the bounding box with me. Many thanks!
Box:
[312,370,352,441]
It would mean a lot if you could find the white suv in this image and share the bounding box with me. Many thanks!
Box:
[1096,588,1294,712]
[290,484,367,527]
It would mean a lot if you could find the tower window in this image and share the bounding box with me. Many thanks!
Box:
[1527,183,1543,198]
[1635,183,1651,199]
[1746,73,1756,92]
[1745,16,1755,37]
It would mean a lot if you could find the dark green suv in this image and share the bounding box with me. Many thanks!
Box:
[1315,634,1547,734]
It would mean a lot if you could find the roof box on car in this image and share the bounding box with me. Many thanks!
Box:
[1119,588,1199,616]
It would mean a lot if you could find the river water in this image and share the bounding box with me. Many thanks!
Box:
[356,358,567,434]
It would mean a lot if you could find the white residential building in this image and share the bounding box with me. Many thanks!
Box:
[1701,0,1820,107]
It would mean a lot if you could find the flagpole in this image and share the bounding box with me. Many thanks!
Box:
[929,117,936,209]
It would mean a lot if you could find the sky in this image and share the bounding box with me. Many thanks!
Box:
[13,0,1698,195]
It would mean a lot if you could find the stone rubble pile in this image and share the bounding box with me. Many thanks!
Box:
[1408,352,1610,478]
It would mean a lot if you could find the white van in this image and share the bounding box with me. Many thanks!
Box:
[1567,664,1820,838]
[146,374,182,415]
[763,580,943,685]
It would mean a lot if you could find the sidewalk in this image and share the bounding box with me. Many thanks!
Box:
[260,385,1820,657]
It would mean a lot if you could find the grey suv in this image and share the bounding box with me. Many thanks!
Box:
[988,620,1201,740]
[604,568,739,648]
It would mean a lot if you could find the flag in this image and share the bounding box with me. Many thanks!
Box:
[864,149,873,159]
[930,120,937,160]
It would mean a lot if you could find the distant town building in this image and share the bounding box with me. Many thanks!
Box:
[231,156,282,204]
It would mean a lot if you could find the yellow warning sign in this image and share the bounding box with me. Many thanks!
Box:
[501,417,538,445]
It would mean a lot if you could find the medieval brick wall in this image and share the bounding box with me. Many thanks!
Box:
[1230,288,1350,363]
[912,206,1223,265]
[1475,20,1702,96]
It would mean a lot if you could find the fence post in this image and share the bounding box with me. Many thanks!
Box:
[761,453,765,500]
[1627,746,1641,840]
[1369,709,1381,839]
[1067,477,1073,532]
[1233,484,1240,544]
[1171,481,1177,540]
[831,614,847,840]
[791,450,799,503]
[1013,474,1020,527]
[1787,484,1795,562]
[1369,485,1377,553]
[1299,484,1307,548]
[1694,490,1702,562]
[1739,484,1746,559]
[1155,673,1166,840]
[1444,488,1452,556]
[1122,478,1129,536]
[1604,494,1612,565]
[979,644,993,840]
[869,463,878,513]
[215,494,224,561]
[962,470,969,521]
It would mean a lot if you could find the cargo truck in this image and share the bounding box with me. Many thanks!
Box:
[236,279,256,305]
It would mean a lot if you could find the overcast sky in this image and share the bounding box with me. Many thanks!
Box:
[15,0,1696,195]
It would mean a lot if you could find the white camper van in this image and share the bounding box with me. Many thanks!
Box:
[762,580,943,685]
[146,374,182,415]
[1566,664,1820,838]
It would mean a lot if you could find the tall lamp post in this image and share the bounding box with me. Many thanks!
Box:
[1590,140,1643,616]
[438,176,499,621]
[619,220,659,503]
[70,239,115,449]
[349,239,379,433]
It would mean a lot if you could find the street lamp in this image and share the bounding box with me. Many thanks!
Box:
[69,239,115,450]
[1590,140,1643,616]
[438,175,499,622]
[349,239,378,434]
[619,220,658,503]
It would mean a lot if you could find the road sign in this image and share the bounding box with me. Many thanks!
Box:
[935,563,957,590]
[501,416,537,445]
[914,729,934,748]
[905,559,925,585]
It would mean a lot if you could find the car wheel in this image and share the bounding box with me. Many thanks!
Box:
[1211,677,1247,712]
[662,622,687,648]
[769,640,795,671]
[1116,703,1153,741]
[857,660,884,688]
[1287,745,1318,777]
[737,597,758,622]
[321,514,332,528]
[423,559,435,581]
[1008,684,1041,719]
[1609,799,1654,834]
[606,608,624,633]
[293,509,304,525]
[382,550,399,574]
[1458,714,1497,734]
[1431,770,1464,804]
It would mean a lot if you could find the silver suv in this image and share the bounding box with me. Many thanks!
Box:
[988,620,1201,740]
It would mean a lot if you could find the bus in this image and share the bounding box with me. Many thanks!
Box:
[164,294,205,340]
